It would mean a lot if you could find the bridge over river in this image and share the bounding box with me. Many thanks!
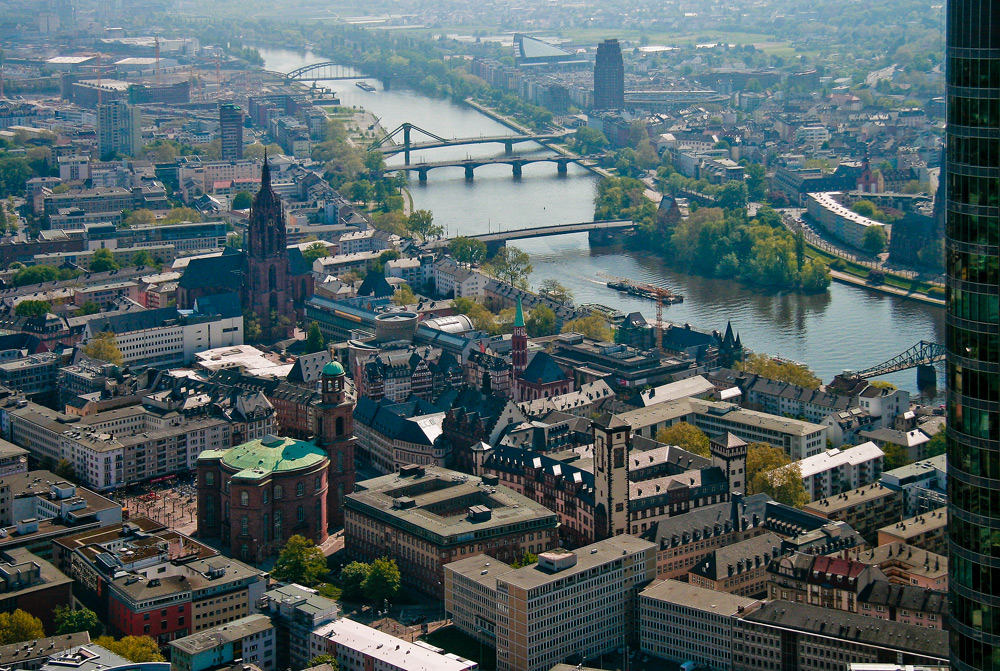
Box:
[425,220,634,255]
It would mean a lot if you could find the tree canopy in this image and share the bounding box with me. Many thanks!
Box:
[736,353,821,389]
[655,422,711,457]
[449,236,487,266]
[560,314,612,342]
[54,606,101,637]
[487,246,533,288]
[83,331,124,366]
[89,248,118,273]
[93,636,165,663]
[0,609,45,645]
[362,557,401,605]
[273,535,328,587]
[305,322,325,354]
[746,443,808,508]
[15,300,51,317]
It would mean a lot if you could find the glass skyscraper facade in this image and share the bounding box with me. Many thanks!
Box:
[593,39,624,110]
[946,1,1000,669]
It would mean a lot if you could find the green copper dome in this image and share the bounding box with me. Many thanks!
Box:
[323,360,345,376]
[215,435,327,479]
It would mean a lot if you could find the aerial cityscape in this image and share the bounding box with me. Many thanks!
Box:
[0,0,990,670]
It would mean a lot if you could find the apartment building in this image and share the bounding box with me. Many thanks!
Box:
[766,553,886,612]
[879,454,947,515]
[688,532,783,598]
[345,465,559,596]
[0,353,60,397]
[639,580,761,670]
[619,398,828,461]
[258,584,339,671]
[793,442,885,501]
[839,542,947,590]
[445,536,657,671]
[876,507,948,555]
[169,614,275,671]
[802,483,904,545]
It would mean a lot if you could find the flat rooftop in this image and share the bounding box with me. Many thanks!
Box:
[640,578,761,616]
[498,536,655,591]
[803,483,900,515]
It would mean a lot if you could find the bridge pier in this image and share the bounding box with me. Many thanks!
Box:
[504,141,513,155]
[402,124,412,166]
[917,364,937,389]
[417,168,428,182]
[465,165,475,180]
[512,163,522,178]
[485,240,506,258]
[556,160,569,175]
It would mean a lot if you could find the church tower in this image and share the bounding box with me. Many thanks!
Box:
[316,360,355,529]
[592,413,630,541]
[711,431,748,494]
[511,297,527,376]
[244,157,294,341]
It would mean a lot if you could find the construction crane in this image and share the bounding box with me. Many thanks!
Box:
[598,272,684,354]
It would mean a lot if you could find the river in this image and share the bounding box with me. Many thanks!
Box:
[259,47,946,402]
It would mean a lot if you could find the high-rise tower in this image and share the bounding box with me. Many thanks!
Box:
[243,158,294,341]
[593,39,624,110]
[945,1,1000,668]
[219,102,244,161]
[97,100,141,160]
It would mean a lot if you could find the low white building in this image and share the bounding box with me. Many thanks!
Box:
[81,294,243,368]
[806,192,891,250]
[639,579,761,670]
[310,618,477,671]
[791,441,885,501]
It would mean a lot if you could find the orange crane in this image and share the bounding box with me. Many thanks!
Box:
[598,273,684,354]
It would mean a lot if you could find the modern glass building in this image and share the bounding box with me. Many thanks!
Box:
[945,0,1000,669]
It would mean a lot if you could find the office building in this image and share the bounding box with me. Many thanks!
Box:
[944,2,999,663]
[344,465,559,596]
[639,580,761,670]
[593,39,624,110]
[0,547,74,632]
[97,101,141,160]
[445,536,657,671]
[309,618,478,671]
[877,507,948,555]
[219,103,245,161]
[258,583,339,671]
[802,483,904,545]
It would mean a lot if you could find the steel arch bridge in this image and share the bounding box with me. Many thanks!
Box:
[285,62,364,81]
[851,340,946,379]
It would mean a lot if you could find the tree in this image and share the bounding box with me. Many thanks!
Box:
[561,314,612,341]
[231,191,253,210]
[655,422,711,457]
[862,225,887,254]
[243,310,261,342]
[487,246,533,288]
[273,535,328,587]
[883,443,910,470]
[407,210,442,240]
[745,163,768,200]
[925,431,946,458]
[89,248,118,272]
[511,551,539,568]
[15,300,51,317]
[392,283,416,306]
[307,654,340,670]
[794,230,806,271]
[131,249,158,269]
[362,557,401,604]
[718,180,749,211]
[305,322,325,354]
[851,200,878,218]
[75,300,100,316]
[340,561,371,602]
[0,609,45,645]
[14,265,58,286]
[83,331,124,366]
[736,353,821,389]
[162,207,202,225]
[54,459,76,482]
[54,606,100,637]
[525,305,557,337]
[123,209,156,228]
[746,443,808,508]
[302,242,329,263]
[349,180,375,204]
[539,279,573,305]
[93,636,165,663]
[449,236,487,266]
[572,126,609,154]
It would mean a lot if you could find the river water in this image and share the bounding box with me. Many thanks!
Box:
[259,47,946,402]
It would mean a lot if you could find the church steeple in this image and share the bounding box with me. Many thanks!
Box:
[261,148,271,189]
[512,296,527,377]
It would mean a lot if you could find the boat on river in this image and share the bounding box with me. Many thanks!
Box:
[355,81,376,91]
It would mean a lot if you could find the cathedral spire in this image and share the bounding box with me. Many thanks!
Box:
[261,148,271,189]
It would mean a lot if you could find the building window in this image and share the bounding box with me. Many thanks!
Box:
[274,485,283,500]
[263,514,268,542]
[297,482,305,497]
[224,501,229,521]
[241,544,249,561]
[241,516,249,536]
[297,506,305,522]
[240,491,249,506]
[336,416,345,436]
[205,472,214,486]
[315,476,321,491]
[337,451,344,473]
[274,510,282,541]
